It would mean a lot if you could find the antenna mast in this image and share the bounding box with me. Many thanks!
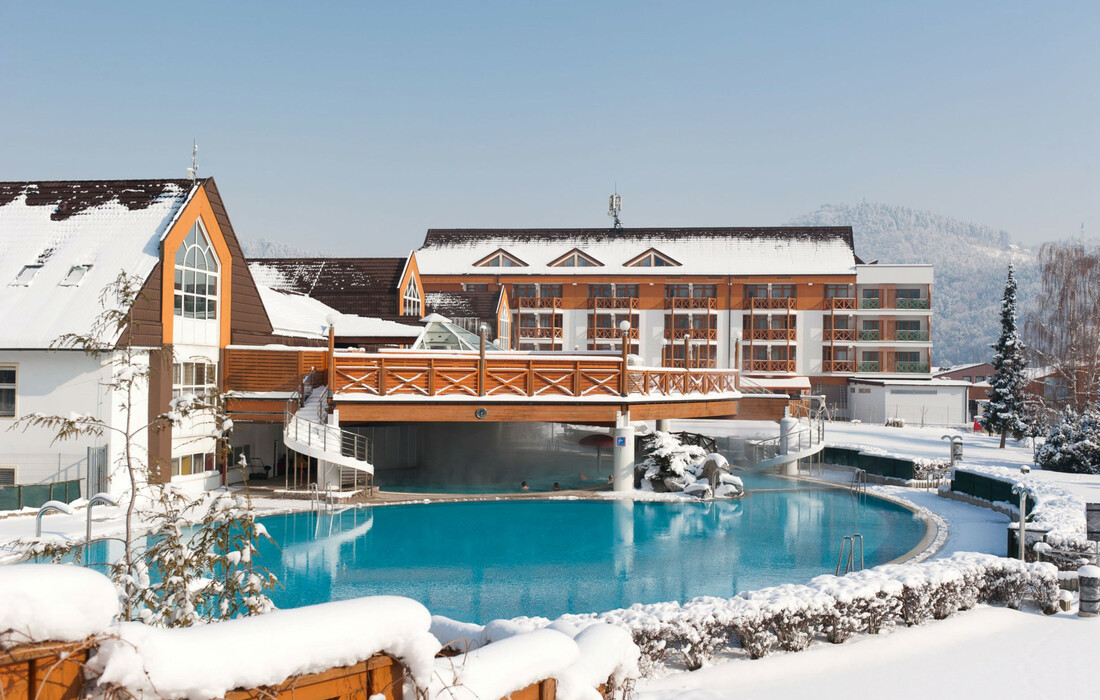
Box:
[607,189,622,230]
[187,140,199,183]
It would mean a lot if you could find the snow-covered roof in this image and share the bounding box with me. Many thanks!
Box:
[256,284,421,340]
[415,227,857,276]
[0,180,194,348]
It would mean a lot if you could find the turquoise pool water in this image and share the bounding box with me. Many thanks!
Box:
[256,488,925,623]
[377,468,798,494]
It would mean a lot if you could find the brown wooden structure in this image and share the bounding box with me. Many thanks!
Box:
[0,642,87,700]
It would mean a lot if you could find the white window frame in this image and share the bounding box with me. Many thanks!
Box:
[173,218,221,321]
[0,364,16,419]
[59,264,92,287]
[173,360,217,399]
[402,276,422,316]
[11,265,42,286]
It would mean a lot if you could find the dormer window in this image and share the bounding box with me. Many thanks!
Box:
[549,249,603,268]
[59,265,91,287]
[12,265,41,286]
[625,248,681,267]
[474,249,528,268]
[402,276,422,316]
[174,219,220,320]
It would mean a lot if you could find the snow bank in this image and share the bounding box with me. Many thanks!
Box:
[555,623,641,700]
[952,464,1087,546]
[0,564,119,648]
[430,628,578,700]
[91,596,440,700]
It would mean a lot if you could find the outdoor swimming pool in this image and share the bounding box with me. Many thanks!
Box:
[257,486,926,623]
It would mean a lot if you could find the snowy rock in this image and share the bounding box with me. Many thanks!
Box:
[0,564,119,648]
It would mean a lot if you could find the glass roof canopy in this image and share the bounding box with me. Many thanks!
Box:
[411,314,504,352]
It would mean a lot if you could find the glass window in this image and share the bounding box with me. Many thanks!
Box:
[173,361,217,399]
[896,320,921,331]
[513,284,537,298]
[173,219,220,321]
[897,288,921,299]
[745,285,768,298]
[60,265,91,287]
[0,366,15,418]
[897,351,921,363]
[13,265,41,286]
[825,284,850,298]
[403,277,421,316]
[665,284,690,298]
[465,284,488,292]
[773,284,796,298]
[588,284,613,298]
[693,284,717,298]
[616,284,638,298]
[540,285,562,298]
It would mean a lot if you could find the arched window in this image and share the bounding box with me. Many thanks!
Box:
[174,220,220,320]
[403,276,422,316]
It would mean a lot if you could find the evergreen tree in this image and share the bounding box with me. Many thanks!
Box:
[980,264,1030,447]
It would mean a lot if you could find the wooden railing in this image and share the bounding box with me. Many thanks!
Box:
[664,297,718,311]
[0,641,88,700]
[825,297,856,310]
[588,296,638,310]
[822,360,855,373]
[224,347,328,392]
[744,359,796,373]
[514,297,562,311]
[330,352,739,399]
[588,327,639,340]
[747,328,795,341]
[748,297,796,310]
[518,326,563,339]
[663,327,718,341]
[823,328,855,342]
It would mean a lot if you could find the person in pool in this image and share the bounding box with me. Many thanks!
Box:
[553,482,561,490]
[520,481,529,490]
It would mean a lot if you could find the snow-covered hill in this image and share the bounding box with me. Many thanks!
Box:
[788,203,1038,367]
[240,237,320,259]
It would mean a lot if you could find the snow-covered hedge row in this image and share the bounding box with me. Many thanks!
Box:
[949,464,1087,548]
[567,553,1058,674]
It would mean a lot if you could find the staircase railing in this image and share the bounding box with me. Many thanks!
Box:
[285,372,373,488]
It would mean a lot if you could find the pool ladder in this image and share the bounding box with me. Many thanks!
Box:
[309,483,337,512]
[851,469,868,495]
[835,533,864,575]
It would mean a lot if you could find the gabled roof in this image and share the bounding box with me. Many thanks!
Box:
[624,247,681,267]
[416,227,858,276]
[0,179,196,348]
[473,248,528,268]
[255,284,421,340]
[248,257,408,321]
[548,248,603,267]
[425,289,504,320]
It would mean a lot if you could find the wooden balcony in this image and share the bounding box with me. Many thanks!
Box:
[825,297,856,310]
[664,297,718,311]
[514,296,562,311]
[822,360,855,373]
[746,328,795,341]
[748,297,795,311]
[587,327,639,340]
[745,359,796,373]
[224,347,328,392]
[823,328,855,342]
[518,326,563,339]
[588,296,638,310]
[659,358,719,370]
[663,327,718,341]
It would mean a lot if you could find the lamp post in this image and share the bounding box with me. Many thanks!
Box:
[478,322,489,396]
[1014,465,1032,561]
[732,329,743,389]
[619,319,631,396]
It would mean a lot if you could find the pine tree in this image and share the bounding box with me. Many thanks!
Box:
[980,264,1030,448]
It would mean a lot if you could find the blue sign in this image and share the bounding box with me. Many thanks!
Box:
[615,436,627,447]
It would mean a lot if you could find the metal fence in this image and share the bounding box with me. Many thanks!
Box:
[0,447,108,510]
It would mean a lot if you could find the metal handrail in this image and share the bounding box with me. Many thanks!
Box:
[835,534,865,575]
[285,371,373,470]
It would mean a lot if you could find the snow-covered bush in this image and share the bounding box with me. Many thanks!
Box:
[638,433,742,498]
[885,417,906,428]
[1035,406,1100,474]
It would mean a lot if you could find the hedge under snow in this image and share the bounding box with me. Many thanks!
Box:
[0,564,119,648]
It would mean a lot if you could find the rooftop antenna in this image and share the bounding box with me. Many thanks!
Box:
[607,187,622,230]
[187,140,199,183]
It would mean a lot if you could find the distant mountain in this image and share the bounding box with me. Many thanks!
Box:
[240,237,320,259]
[787,203,1038,367]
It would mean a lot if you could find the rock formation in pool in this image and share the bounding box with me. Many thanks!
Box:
[637,431,744,498]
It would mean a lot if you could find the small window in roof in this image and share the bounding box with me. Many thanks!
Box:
[625,248,681,268]
[549,249,603,268]
[12,265,42,286]
[60,265,91,287]
[474,249,528,268]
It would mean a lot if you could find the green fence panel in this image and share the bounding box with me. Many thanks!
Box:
[66,479,82,502]
[19,484,52,509]
[0,486,19,511]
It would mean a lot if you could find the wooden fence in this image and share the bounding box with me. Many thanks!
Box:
[1,642,88,700]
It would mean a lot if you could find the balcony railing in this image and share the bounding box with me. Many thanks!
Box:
[748,297,795,310]
[859,298,881,309]
[825,297,856,310]
[822,360,855,373]
[517,326,563,339]
[588,327,640,340]
[745,359,796,373]
[895,362,931,373]
[514,297,563,311]
[664,297,718,311]
[588,296,638,310]
[746,328,796,341]
[895,298,931,310]
[663,327,718,341]
[857,361,880,372]
[824,328,855,342]
[858,329,880,341]
[895,329,930,342]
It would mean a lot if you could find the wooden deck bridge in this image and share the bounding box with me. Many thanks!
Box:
[224,347,791,425]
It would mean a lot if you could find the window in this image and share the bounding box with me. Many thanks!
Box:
[512,284,537,298]
[540,284,562,298]
[550,249,603,267]
[588,284,613,298]
[0,467,14,486]
[172,452,216,477]
[12,265,42,286]
[825,284,850,298]
[693,284,717,298]
[616,284,638,298]
[896,288,922,299]
[974,375,985,383]
[896,351,921,363]
[0,366,15,418]
[173,361,217,399]
[963,376,972,383]
[474,249,528,267]
[464,284,489,292]
[665,284,690,298]
[402,276,422,316]
[772,284,796,298]
[745,285,768,299]
[59,265,91,287]
[896,320,920,331]
[625,248,680,267]
[174,220,220,321]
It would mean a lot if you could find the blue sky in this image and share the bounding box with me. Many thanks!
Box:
[1,1,1096,254]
